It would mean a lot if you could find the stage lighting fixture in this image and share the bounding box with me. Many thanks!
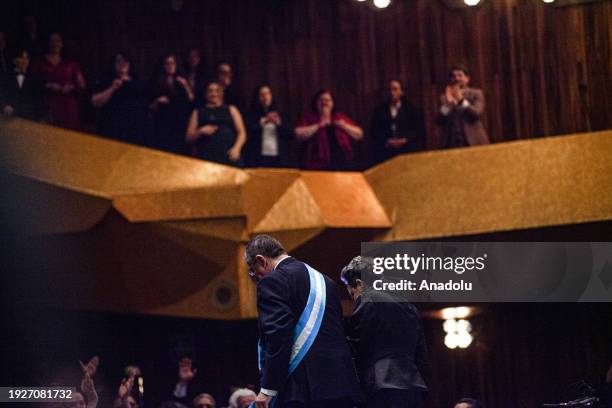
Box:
[445,333,459,349]
[454,306,470,318]
[443,310,473,349]
[457,331,473,348]
[443,318,458,333]
[373,0,391,8]
[542,0,555,2]
[464,0,481,6]
[441,307,457,320]
[456,319,472,333]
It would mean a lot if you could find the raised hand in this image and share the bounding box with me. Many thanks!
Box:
[444,85,458,105]
[111,78,124,90]
[156,95,170,105]
[199,125,218,136]
[386,138,408,149]
[79,356,100,378]
[228,146,241,162]
[175,76,188,87]
[118,374,135,399]
[267,111,281,126]
[178,357,197,383]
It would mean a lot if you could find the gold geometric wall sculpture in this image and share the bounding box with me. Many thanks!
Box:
[1,118,611,319]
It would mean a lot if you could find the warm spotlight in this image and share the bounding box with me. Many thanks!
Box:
[373,0,391,8]
[464,0,480,6]
[444,333,459,349]
[457,331,473,348]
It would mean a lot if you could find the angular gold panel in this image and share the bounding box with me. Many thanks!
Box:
[301,172,392,228]
[3,118,611,320]
[252,178,325,233]
[366,130,612,240]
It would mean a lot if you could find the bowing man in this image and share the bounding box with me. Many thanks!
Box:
[342,256,428,408]
[244,235,361,408]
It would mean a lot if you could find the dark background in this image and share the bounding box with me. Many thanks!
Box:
[1,0,611,164]
[1,303,611,408]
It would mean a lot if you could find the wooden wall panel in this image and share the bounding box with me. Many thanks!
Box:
[2,0,611,161]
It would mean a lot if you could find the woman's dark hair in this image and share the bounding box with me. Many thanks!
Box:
[152,52,181,92]
[106,52,133,79]
[310,89,335,114]
[249,84,277,116]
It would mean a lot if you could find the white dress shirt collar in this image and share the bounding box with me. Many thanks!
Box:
[273,254,291,271]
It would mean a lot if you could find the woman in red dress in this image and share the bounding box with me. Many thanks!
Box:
[295,89,363,171]
[32,32,85,130]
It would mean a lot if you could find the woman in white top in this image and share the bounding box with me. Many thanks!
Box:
[245,84,291,168]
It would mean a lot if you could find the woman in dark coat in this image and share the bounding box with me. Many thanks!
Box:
[148,53,194,155]
[91,52,150,146]
[370,79,422,165]
[245,84,291,168]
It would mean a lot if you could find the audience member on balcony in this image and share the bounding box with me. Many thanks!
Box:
[0,31,9,75]
[186,81,246,167]
[31,32,86,130]
[437,66,489,148]
[245,85,290,168]
[215,61,242,110]
[91,52,150,146]
[370,79,422,164]
[149,53,194,154]
[184,48,207,107]
[295,89,363,171]
[1,49,43,120]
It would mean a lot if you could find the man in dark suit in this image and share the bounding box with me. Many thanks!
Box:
[0,49,42,120]
[341,256,427,408]
[245,234,361,408]
[437,66,490,148]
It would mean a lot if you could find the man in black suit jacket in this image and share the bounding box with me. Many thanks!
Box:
[341,256,427,408]
[245,235,361,408]
[0,49,42,120]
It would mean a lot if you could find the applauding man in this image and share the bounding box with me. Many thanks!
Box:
[438,66,490,148]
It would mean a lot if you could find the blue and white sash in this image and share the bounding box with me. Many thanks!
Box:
[253,263,327,407]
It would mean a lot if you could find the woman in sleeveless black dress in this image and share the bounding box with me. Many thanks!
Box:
[186,81,246,167]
